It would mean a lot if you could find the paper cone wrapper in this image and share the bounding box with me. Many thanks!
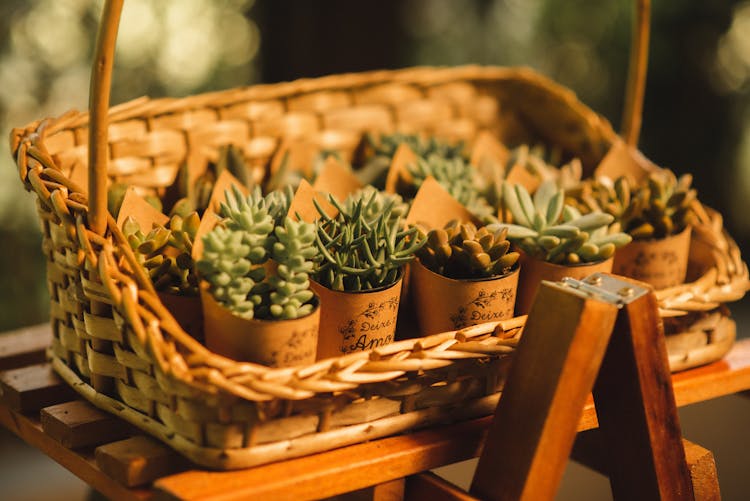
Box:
[594,138,657,183]
[200,283,319,367]
[613,226,691,290]
[516,254,614,314]
[158,292,204,343]
[311,278,402,359]
[312,156,363,201]
[116,187,169,230]
[410,260,519,336]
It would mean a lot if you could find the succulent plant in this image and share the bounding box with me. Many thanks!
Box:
[566,171,696,240]
[358,133,465,187]
[108,183,162,219]
[417,220,519,280]
[399,155,495,222]
[170,144,254,218]
[197,188,319,320]
[313,193,425,291]
[506,144,583,190]
[123,212,200,295]
[343,186,409,225]
[492,181,632,264]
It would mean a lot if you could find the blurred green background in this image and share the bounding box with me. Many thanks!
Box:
[1,0,749,331]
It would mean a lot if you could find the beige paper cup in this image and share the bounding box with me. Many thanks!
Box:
[158,292,204,344]
[200,283,320,367]
[516,254,614,315]
[613,226,691,290]
[311,278,402,359]
[410,260,519,336]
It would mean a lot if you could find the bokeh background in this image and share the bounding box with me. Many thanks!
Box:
[1,1,749,499]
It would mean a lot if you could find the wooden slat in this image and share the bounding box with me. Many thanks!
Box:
[0,323,52,371]
[96,436,186,488]
[406,472,478,501]
[42,400,131,448]
[328,478,406,501]
[0,405,151,501]
[0,363,75,412]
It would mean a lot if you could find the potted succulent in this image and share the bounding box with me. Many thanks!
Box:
[311,188,425,358]
[492,180,632,314]
[567,171,695,289]
[196,187,320,367]
[123,211,204,341]
[411,220,520,335]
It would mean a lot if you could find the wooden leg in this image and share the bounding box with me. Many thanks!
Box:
[469,282,620,501]
[572,429,720,501]
[593,290,694,500]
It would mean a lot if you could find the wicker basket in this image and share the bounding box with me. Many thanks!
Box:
[10,0,749,469]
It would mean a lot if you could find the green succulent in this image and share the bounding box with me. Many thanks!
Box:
[123,212,200,295]
[313,193,425,291]
[198,188,319,320]
[492,181,632,264]
[417,220,519,279]
[566,171,696,240]
[400,155,495,223]
[170,144,254,218]
[343,186,409,225]
[358,133,465,187]
[108,183,162,219]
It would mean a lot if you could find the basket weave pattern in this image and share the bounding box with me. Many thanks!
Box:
[11,66,748,468]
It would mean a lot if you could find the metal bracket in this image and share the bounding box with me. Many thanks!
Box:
[543,273,650,308]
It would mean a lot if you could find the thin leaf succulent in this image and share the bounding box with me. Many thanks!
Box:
[197,188,319,320]
[417,220,519,280]
[343,186,409,225]
[123,212,200,295]
[313,193,425,292]
[491,181,632,265]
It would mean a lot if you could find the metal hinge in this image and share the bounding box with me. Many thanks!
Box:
[543,273,650,308]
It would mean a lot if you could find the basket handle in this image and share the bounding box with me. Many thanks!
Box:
[87,0,650,236]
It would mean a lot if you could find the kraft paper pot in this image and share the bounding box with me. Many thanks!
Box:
[311,277,402,359]
[200,284,320,367]
[158,292,204,343]
[613,226,691,290]
[515,254,614,315]
[410,259,519,336]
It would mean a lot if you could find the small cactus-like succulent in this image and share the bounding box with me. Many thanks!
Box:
[123,212,200,295]
[417,220,519,280]
[197,188,319,320]
[566,171,696,240]
[313,193,425,291]
[507,144,583,190]
[170,144,254,218]
[492,181,632,264]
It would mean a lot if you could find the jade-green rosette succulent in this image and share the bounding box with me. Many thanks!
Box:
[197,187,319,320]
[566,171,696,240]
[313,192,425,292]
[123,212,201,295]
[491,181,632,265]
[417,220,519,280]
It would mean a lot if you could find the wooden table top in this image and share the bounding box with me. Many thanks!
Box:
[1,324,749,501]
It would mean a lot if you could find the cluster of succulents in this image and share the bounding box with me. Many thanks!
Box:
[170,144,254,218]
[417,220,519,280]
[367,133,465,160]
[505,144,583,190]
[343,186,409,225]
[313,193,425,291]
[123,212,200,295]
[566,170,696,240]
[492,181,632,265]
[197,188,319,320]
